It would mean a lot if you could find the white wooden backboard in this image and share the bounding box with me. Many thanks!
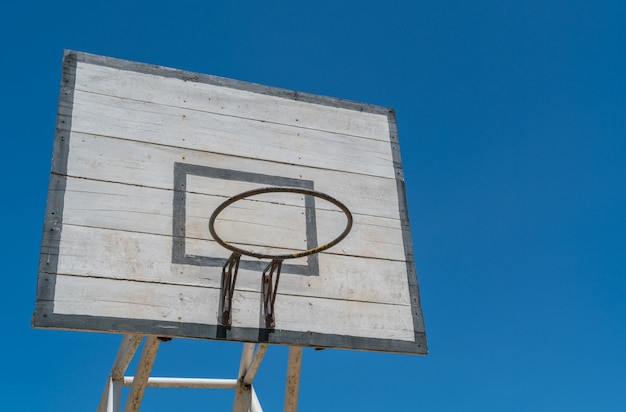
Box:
[34,51,427,354]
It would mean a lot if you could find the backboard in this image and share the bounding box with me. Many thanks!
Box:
[34,50,427,354]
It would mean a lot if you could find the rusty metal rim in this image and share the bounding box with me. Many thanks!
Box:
[209,187,353,260]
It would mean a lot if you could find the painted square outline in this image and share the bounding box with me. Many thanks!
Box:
[171,162,319,276]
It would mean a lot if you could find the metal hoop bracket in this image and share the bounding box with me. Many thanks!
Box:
[219,253,241,328]
[210,187,353,329]
[262,259,283,329]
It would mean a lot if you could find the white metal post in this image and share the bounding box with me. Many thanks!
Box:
[123,377,238,388]
[106,377,115,412]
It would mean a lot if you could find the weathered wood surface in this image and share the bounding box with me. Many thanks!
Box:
[69,90,395,180]
[73,63,392,142]
[35,53,426,353]
[51,274,416,341]
[66,133,403,220]
[60,176,406,261]
[50,224,412,305]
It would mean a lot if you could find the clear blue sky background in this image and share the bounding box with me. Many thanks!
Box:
[3,1,626,411]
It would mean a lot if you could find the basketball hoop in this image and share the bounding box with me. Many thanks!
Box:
[209,187,353,329]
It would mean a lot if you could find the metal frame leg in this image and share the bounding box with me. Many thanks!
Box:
[284,346,303,412]
[124,336,161,412]
[98,335,143,412]
[98,337,299,412]
[97,335,161,412]
[233,343,268,412]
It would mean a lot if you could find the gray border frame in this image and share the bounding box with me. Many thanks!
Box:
[33,50,427,355]
[34,51,76,330]
[171,162,319,276]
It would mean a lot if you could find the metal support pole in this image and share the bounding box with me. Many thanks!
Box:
[122,377,238,389]
[106,377,118,412]
[251,386,263,411]
[233,343,267,412]
[124,336,161,412]
[98,335,143,412]
[97,337,283,412]
[284,346,303,412]
[243,344,268,385]
[237,343,256,380]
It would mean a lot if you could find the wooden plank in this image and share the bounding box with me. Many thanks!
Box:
[74,62,392,142]
[51,225,412,305]
[51,274,416,341]
[60,177,172,235]
[189,208,406,261]
[65,133,403,221]
[59,177,406,261]
[68,90,395,180]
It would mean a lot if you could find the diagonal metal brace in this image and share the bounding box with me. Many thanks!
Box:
[219,252,241,327]
[261,259,283,329]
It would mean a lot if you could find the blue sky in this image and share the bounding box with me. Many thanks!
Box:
[3,1,626,411]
